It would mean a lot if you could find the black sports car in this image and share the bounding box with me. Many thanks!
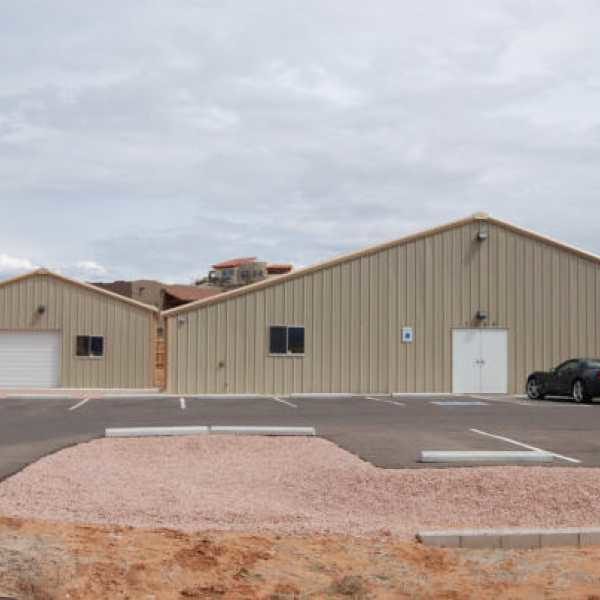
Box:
[527,358,600,403]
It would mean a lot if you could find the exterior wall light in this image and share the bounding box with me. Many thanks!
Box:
[477,221,488,241]
[37,304,46,315]
[476,310,488,321]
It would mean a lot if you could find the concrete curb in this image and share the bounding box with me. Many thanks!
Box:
[187,394,271,400]
[99,393,271,401]
[392,393,453,398]
[4,394,78,401]
[105,425,316,438]
[106,426,209,437]
[417,527,600,549]
[420,450,553,463]
[289,393,361,399]
[430,400,488,406]
[99,394,179,400]
[210,426,316,436]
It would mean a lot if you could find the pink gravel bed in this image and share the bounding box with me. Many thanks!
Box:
[1,436,600,538]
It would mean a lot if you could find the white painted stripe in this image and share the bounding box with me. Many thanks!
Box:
[106,426,209,438]
[179,397,186,410]
[431,401,488,406]
[272,396,298,408]
[421,450,553,463]
[210,426,316,436]
[68,397,90,411]
[366,396,405,406]
[470,428,581,464]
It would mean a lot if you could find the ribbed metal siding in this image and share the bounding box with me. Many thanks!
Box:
[0,274,154,388]
[167,220,600,394]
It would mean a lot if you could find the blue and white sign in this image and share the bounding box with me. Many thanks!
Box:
[402,326,413,343]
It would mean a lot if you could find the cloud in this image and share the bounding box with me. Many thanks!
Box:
[71,260,108,278]
[1,1,600,282]
[0,255,113,283]
[0,253,37,277]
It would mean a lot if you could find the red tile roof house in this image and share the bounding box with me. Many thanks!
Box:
[208,258,293,287]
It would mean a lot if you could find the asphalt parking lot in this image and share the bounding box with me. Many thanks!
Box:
[1,393,600,480]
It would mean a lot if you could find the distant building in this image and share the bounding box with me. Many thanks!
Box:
[266,263,294,276]
[92,279,224,312]
[92,280,164,309]
[161,285,222,311]
[206,257,293,288]
[92,258,294,311]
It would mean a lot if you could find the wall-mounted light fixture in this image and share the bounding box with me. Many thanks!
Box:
[476,310,488,321]
[177,315,188,325]
[476,220,488,241]
[37,304,46,315]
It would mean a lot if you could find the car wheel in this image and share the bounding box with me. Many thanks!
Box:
[572,380,589,403]
[527,377,544,400]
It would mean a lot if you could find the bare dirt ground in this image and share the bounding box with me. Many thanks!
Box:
[3,437,600,598]
[3,516,600,599]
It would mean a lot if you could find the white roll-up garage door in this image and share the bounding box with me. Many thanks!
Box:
[0,331,61,388]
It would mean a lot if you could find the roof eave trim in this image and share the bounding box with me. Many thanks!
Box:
[162,212,600,318]
[0,268,159,313]
[161,213,477,317]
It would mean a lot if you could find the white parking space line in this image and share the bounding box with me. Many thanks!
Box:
[69,397,90,411]
[366,396,405,407]
[470,428,581,464]
[432,401,488,406]
[272,396,298,408]
[180,397,186,410]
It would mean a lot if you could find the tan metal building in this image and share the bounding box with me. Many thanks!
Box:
[0,269,158,389]
[163,213,600,395]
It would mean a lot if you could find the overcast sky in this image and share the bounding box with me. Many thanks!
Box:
[1,1,599,283]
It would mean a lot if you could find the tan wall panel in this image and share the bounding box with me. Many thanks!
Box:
[167,220,600,395]
[0,274,155,388]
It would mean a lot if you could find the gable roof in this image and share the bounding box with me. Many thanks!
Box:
[0,268,159,313]
[162,212,600,318]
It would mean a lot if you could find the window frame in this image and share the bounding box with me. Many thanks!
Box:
[75,335,105,359]
[268,325,305,357]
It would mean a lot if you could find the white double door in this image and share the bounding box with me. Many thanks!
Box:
[452,329,507,394]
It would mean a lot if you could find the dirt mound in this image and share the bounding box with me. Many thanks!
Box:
[2,516,600,599]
